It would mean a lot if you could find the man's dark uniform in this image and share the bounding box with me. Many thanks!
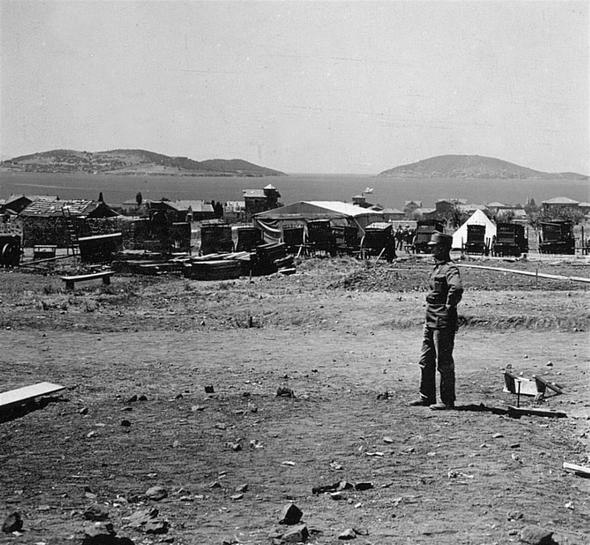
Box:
[417,234,463,407]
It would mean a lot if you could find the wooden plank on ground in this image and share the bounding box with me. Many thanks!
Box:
[563,462,590,477]
[0,382,65,410]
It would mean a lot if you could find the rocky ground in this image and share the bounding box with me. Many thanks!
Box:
[0,254,589,545]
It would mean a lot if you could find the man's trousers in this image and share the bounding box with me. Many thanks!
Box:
[418,325,456,405]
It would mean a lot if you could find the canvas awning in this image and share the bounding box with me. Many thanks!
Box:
[254,201,385,241]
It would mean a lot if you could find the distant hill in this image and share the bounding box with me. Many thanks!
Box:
[0,149,285,177]
[379,154,588,180]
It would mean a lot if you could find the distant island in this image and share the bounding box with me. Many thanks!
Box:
[0,149,285,177]
[379,154,588,180]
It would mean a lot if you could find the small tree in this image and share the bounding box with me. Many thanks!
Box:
[98,192,104,202]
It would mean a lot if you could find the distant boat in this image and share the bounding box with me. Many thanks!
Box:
[364,187,374,194]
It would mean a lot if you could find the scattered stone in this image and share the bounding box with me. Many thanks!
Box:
[281,460,296,466]
[248,403,258,413]
[236,484,249,493]
[144,519,169,534]
[79,407,89,415]
[330,492,344,500]
[144,486,167,501]
[228,441,242,452]
[329,461,343,471]
[230,494,243,501]
[365,451,384,457]
[338,528,357,540]
[376,391,390,400]
[279,503,303,525]
[519,526,557,544]
[174,393,183,399]
[510,443,521,449]
[2,512,23,533]
[204,386,214,393]
[282,524,309,543]
[126,395,138,403]
[191,405,206,412]
[493,433,504,439]
[209,481,222,489]
[215,423,227,430]
[121,407,133,412]
[86,431,96,439]
[507,510,523,521]
[138,395,148,401]
[383,436,394,443]
[83,505,110,521]
[120,420,131,427]
[249,439,263,449]
[124,508,159,529]
[354,482,373,491]
[546,361,553,367]
[276,386,294,398]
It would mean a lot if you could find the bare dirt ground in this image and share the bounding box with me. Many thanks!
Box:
[0,255,589,545]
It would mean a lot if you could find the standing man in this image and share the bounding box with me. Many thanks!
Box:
[410,232,463,410]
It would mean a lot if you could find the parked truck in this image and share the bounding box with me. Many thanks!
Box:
[491,223,528,257]
[539,220,575,254]
[412,220,444,253]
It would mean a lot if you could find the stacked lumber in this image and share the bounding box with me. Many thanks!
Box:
[184,259,242,280]
[252,242,290,275]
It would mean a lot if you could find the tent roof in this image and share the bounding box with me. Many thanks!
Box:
[256,201,383,219]
[452,209,496,249]
[542,196,579,205]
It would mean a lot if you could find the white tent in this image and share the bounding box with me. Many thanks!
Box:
[452,209,496,250]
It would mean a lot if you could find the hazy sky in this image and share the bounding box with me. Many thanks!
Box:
[1,0,588,174]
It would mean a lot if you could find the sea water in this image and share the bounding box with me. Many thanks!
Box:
[1,172,588,208]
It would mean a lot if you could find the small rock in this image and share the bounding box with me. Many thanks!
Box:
[279,503,303,525]
[126,395,138,403]
[493,433,504,439]
[145,486,167,501]
[235,484,249,493]
[383,436,394,444]
[125,508,159,529]
[546,361,553,367]
[507,510,523,521]
[230,494,243,501]
[330,492,344,500]
[338,528,357,540]
[144,519,169,534]
[120,420,131,427]
[172,440,180,448]
[79,407,89,415]
[519,526,557,544]
[83,505,110,521]
[204,385,214,393]
[276,386,294,398]
[282,524,309,543]
[2,512,23,533]
[138,395,147,401]
[354,482,373,491]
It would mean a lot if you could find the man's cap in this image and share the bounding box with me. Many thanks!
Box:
[427,232,453,247]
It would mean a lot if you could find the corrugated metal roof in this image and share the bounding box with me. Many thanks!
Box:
[20,199,100,217]
[165,200,213,213]
[243,189,266,198]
